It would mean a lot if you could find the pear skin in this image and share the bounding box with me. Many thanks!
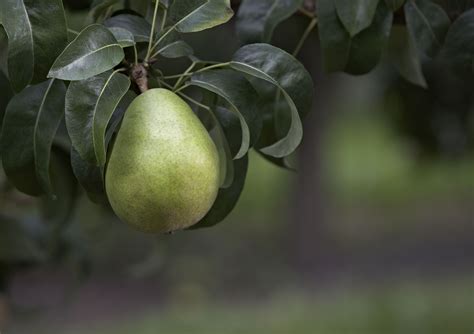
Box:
[105,89,219,233]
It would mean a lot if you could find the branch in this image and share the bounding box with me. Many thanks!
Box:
[131,64,149,93]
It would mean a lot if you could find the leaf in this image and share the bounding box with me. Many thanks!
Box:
[155,40,194,58]
[40,148,78,228]
[169,0,234,33]
[318,0,352,72]
[88,0,122,23]
[439,8,474,71]
[388,25,427,88]
[0,25,9,77]
[104,14,153,43]
[0,79,66,196]
[48,24,124,81]
[230,44,313,158]
[65,70,131,166]
[404,0,450,58]
[0,0,68,92]
[335,0,380,36]
[108,27,135,47]
[70,90,135,203]
[236,0,304,43]
[189,69,262,159]
[0,71,14,125]
[208,106,235,188]
[318,0,393,74]
[71,148,106,204]
[344,1,393,74]
[191,154,248,229]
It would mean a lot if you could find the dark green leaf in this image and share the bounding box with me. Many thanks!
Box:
[104,14,153,43]
[0,0,68,91]
[404,0,450,58]
[236,0,303,43]
[344,1,393,74]
[208,106,235,188]
[155,40,194,58]
[48,24,124,81]
[191,154,248,229]
[189,69,262,159]
[318,0,393,74]
[129,0,152,18]
[0,71,13,125]
[388,25,427,87]
[71,148,106,204]
[65,70,131,166]
[88,0,122,23]
[438,8,474,71]
[108,27,135,47]
[230,44,313,158]
[70,90,135,203]
[335,0,380,36]
[40,149,77,228]
[169,0,234,33]
[0,26,8,77]
[318,0,351,72]
[0,79,66,196]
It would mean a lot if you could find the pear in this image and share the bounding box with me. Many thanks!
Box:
[105,88,220,233]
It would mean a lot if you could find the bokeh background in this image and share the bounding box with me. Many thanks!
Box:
[1,1,473,333]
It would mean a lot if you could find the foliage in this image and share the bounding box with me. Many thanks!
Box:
[1,0,474,269]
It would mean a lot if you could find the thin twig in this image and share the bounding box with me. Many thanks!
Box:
[145,0,161,61]
[292,17,318,57]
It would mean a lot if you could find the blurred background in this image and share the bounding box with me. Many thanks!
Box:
[0,1,473,333]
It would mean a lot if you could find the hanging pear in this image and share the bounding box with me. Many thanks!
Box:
[106,89,220,233]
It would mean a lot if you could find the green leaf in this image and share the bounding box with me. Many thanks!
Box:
[71,148,106,203]
[230,44,313,158]
[70,90,135,203]
[318,0,393,74]
[0,71,13,125]
[344,1,393,74]
[0,0,68,92]
[169,0,234,33]
[404,0,450,58]
[40,149,78,228]
[318,0,352,72]
[155,40,194,58]
[189,69,262,159]
[108,27,135,47]
[104,14,153,43]
[439,8,474,71]
[385,0,405,11]
[236,0,304,43]
[191,154,248,229]
[88,0,122,23]
[207,106,235,188]
[335,0,380,36]
[48,24,124,81]
[0,25,9,77]
[0,79,66,196]
[65,70,131,166]
[388,25,427,88]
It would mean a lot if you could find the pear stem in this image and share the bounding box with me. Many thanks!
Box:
[131,64,149,93]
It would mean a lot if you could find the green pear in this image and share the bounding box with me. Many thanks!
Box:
[105,88,220,233]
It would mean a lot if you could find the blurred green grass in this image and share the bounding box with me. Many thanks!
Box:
[324,110,474,204]
[43,276,473,334]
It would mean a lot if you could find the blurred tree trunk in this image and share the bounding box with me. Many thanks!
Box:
[0,294,8,330]
[283,24,341,281]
